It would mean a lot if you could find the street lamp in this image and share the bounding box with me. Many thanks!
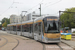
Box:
[20,11,27,36]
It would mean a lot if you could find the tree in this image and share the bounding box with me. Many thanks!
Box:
[2,21,7,27]
[1,18,10,27]
[60,7,75,29]
[1,18,10,24]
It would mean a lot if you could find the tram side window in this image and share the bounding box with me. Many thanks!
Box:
[7,27,8,30]
[7,26,10,31]
[34,23,38,32]
[20,25,21,31]
[22,25,27,32]
[22,25,24,32]
[31,24,33,32]
[10,26,11,31]
[24,24,29,32]
[23,25,26,32]
[10,26,13,31]
[27,25,29,32]
[12,26,13,31]
[29,24,33,33]
[17,26,21,31]
[13,26,16,31]
[8,27,10,31]
[25,25,27,32]
[17,26,19,31]
[38,22,41,32]
[29,24,31,33]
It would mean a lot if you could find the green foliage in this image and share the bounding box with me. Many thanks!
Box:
[1,18,10,27]
[2,21,7,27]
[73,31,75,33]
[0,24,2,26]
[60,7,75,29]
[1,18,10,24]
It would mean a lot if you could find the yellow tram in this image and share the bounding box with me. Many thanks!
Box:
[7,15,61,43]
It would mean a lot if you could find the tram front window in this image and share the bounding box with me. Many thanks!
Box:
[45,21,60,33]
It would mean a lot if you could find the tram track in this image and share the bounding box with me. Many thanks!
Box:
[0,36,8,47]
[41,43,63,50]
[12,38,19,50]
[0,34,19,50]
[42,43,46,50]
[0,31,72,50]
[57,43,63,50]
[11,35,63,50]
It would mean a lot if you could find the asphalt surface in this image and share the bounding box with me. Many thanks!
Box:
[0,31,73,50]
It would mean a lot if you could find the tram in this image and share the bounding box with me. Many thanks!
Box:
[7,15,61,43]
[7,23,17,34]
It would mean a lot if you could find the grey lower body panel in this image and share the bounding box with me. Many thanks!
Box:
[42,37,61,43]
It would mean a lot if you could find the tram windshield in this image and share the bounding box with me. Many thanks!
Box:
[44,21,60,33]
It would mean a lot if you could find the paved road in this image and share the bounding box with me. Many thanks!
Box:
[0,31,73,50]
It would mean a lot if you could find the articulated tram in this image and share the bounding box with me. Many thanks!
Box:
[7,15,61,43]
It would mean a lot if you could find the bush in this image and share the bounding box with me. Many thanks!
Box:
[73,31,75,33]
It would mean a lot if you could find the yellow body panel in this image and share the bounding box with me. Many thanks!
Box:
[61,35,64,39]
[13,25,16,26]
[64,35,71,40]
[22,22,33,25]
[44,33,60,38]
[34,20,42,23]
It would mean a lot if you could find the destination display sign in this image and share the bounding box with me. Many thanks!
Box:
[47,19,58,21]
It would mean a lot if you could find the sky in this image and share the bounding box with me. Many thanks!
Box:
[0,0,75,21]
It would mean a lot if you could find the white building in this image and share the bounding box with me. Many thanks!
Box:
[10,15,21,23]
[25,13,42,21]
[10,12,42,24]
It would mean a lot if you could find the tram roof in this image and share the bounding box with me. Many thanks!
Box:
[34,15,59,22]
[7,20,33,26]
[22,20,33,25]
[7,23,17,26]
[7,15,59,26]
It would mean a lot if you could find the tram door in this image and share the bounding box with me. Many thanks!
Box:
[38,22,42,41]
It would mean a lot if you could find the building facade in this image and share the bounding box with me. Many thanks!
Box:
[10,13,41,24]
[10,15,21,23]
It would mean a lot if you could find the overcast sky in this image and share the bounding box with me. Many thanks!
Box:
[0,0,75,20]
